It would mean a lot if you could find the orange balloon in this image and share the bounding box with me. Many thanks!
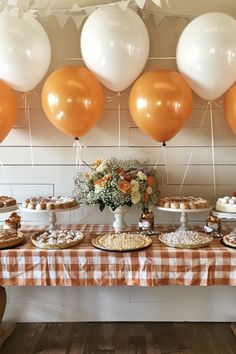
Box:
[41,66,104,138]
[129,70,192,144]
[224,83,236,135]
[0,80,17,143]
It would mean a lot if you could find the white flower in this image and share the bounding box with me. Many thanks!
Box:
[130,179,139,192]
[146,186,153,195]
[96,162,105,172]
[137,171,147,180]
[131,191,141,204]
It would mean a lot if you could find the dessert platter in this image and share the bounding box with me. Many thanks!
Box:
[212,195,236,233]
[0,229,24,249]
[158,230,213,249]
[157,196,212,231]
[222,231,236,249]
[31,229,84,249]
[91,232,152,252]
[20,196,79,230]
[0,196,18,213]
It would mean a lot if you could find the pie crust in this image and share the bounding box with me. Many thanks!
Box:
[223,232,236,248]
[91,232,152,251]
[158,230,213,249]
[31,229,84,249]
[0,229,24,249]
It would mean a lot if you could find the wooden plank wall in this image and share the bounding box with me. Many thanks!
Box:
[1,13,236,322]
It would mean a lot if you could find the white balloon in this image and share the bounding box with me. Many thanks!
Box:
[176,12,236,101]
[81,5,149,92]
[0,12,51,92]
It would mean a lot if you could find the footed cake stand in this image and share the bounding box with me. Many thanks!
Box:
[212,209,236,232]
[157,206,212,231]
[20,205,79,230]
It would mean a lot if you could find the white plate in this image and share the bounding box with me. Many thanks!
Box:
[157,206,212,213]
[20,205,79,213]
[0,205,18,213]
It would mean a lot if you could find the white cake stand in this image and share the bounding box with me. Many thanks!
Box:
[157,206,212,231]
[0,205,18,214]
[20,205,80,230]
[212,209,236,232]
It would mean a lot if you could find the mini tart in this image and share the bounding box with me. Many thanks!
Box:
[0,229,24,249]
[223,232,236,248]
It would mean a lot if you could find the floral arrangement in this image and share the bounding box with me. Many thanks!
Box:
[74,157,160,212]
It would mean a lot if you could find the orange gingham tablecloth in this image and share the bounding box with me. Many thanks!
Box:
[0,224,235,287]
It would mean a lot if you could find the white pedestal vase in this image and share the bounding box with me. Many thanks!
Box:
[110,205,129,233]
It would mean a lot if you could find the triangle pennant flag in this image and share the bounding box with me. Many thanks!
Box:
[118,1,130,10]
[70,3,81,12]
[56,13,69,28]
[152,0,161,7]
[135,0,147,9]
[153,13,165,28]
[72,15,86,30]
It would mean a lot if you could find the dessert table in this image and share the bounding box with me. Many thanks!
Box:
[0,224,235,287]
[0,224,236,344]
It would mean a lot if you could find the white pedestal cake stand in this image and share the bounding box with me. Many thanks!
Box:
[212,209,236,232]
[20,205,80,230]
[157,206,212,231]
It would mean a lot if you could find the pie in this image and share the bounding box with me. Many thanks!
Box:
[0,229,24,249]
[223,232,236,248]
[158,230,213,249]
[31,229,84,249]
[91,232,152,251]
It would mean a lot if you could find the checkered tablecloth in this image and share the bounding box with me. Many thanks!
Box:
[0,224,235,287]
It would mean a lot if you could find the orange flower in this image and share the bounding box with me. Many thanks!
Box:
[94,175,111,187]
[123,172,132,182]
[116,167,125,175]
[144,191,150,202]
[147,176,156,187]
[118,180,131,193]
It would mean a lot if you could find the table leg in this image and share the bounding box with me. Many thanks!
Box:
[230,323,236,337]
[0,286,16,348]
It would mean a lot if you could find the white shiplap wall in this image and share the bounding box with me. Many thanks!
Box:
[1,12,236,322]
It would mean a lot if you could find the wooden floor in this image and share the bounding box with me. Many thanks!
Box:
[0,322,235,354]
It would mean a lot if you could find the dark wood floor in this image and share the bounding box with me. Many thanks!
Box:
[0,322,235,354]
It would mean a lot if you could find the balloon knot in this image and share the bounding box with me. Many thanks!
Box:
[162,142,166,147]
[74,137,79,141]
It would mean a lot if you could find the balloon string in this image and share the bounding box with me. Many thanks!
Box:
[73,138,83,174]
[162,145,168,184]
[118,92,121,156]
[179,150,194,195]
[23,93,34,166]
[179,102,209,194]
[209,102,217,197]
[106,91,124,103]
